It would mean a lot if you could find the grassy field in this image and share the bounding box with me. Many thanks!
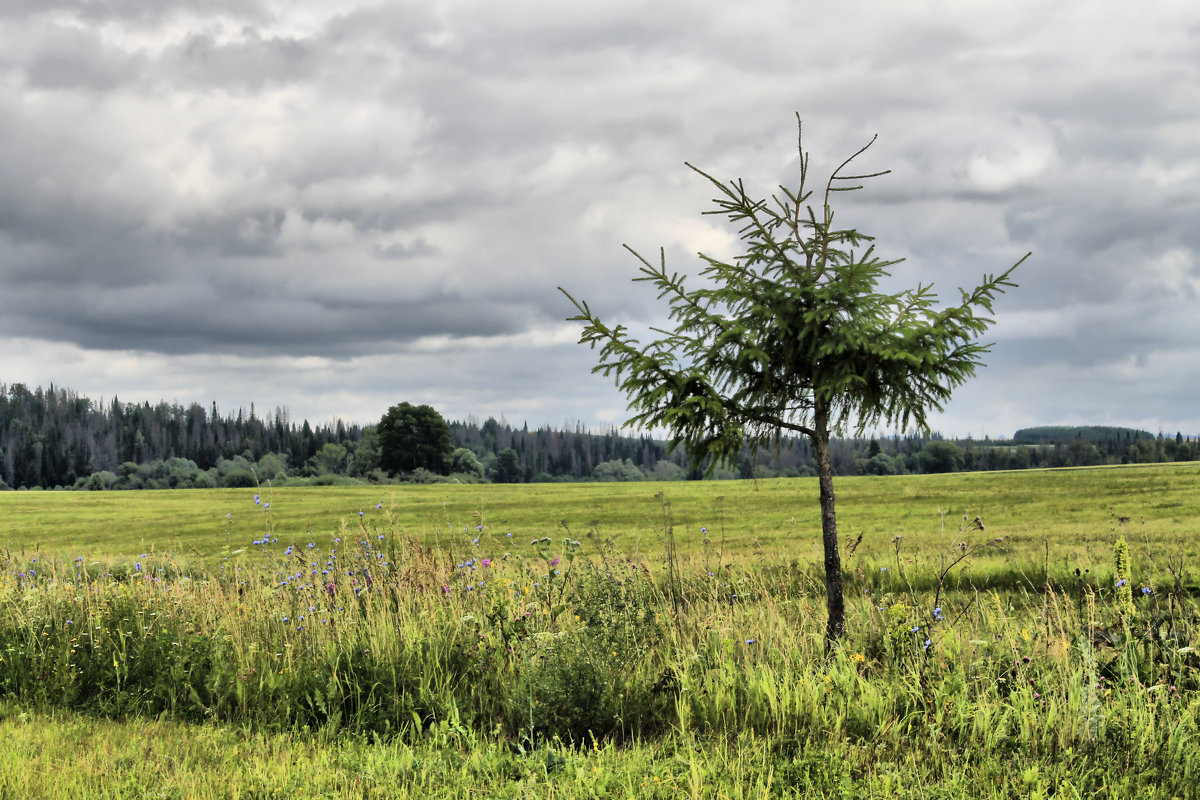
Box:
[0,464,1198,798]
[4,462,1200,573]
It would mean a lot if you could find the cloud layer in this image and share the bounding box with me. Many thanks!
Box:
[2,1,1198,436]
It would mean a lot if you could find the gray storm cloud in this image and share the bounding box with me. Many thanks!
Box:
[1,0,1198,435]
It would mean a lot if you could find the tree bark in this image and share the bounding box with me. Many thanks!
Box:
[812,408,845,644]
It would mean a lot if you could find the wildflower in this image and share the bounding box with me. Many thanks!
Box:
[745,638,756,645]
[923,639,932,651]
[911,626,920,633]
[472,537,480,546]
[307,542,315,549]
[1116,578,1127,588]
[701,527,707,534]
[933,607,944,621]
[881,567,887,572]
[1142,586,1152,595]
[254,494,260,504]
[378,534,384,541]
[549,557,560,567]
[359,511,364,518]
[135,562,142,571]
[376,502,383,509]
[482,558,491,568]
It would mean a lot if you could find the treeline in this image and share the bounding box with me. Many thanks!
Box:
[851,427,1197,476]
[0,383,365,490]
[0,383,1195,491]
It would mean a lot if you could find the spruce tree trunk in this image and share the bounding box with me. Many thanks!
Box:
[812,409,845,644]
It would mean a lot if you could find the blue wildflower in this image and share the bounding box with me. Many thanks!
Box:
[1142,586,1152,595]
[933,607,944,621]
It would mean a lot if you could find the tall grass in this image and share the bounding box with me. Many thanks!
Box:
[1,488,1198,796]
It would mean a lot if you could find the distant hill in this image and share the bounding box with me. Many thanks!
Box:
[1011,425,1155,446]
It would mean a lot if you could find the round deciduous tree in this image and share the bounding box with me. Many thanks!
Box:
[377,403,452,475]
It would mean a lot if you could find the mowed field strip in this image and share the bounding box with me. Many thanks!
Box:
[3,462,1198,573]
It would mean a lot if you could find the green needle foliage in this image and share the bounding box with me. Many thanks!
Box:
[561,115,1029,643]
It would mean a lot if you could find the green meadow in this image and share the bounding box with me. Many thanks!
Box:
[5,462,1200,570]
[0,463,1198,798]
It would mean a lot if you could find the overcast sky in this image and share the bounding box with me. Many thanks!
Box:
[2,1,1198,438]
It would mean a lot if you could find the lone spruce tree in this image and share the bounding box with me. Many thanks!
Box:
[560,116,1028,643]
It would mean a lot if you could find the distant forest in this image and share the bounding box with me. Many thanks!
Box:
[0,383,1196,490]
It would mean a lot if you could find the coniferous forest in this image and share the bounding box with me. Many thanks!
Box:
[0,382,1194,490]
